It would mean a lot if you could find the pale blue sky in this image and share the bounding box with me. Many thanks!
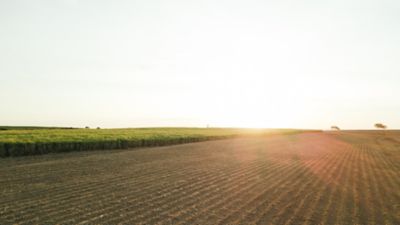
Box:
[1,0,399,129]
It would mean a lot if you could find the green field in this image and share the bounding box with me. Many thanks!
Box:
[0,128,312,157]
[0,126,76,130]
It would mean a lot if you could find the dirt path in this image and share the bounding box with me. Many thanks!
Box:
[0,132,399,224]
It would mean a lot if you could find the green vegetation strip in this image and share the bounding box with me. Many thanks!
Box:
[0,128,318,157]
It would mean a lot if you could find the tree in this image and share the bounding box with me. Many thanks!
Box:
[331,126,340,131]
[374,123,387,130]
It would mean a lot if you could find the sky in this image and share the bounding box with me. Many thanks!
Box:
[0,0,399,129]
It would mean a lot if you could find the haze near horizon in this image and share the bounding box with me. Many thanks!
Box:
[1,0,399,129]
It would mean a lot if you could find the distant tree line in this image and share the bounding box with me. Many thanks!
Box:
[331,126,340,131]
[374,123,387,130]
[330,123,387,131]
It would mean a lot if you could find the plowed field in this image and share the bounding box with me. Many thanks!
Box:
[0,131,399,224]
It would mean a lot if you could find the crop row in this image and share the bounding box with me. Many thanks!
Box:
[0,128,316,157]
[0,135,227,157]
